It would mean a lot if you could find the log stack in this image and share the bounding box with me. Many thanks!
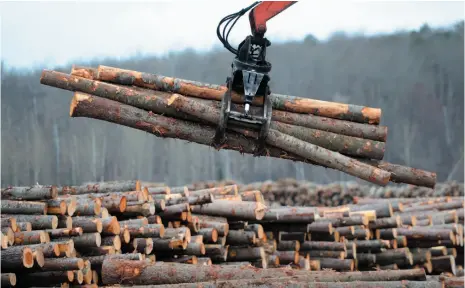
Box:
[1,180,462,287]
[236,179,464,207]
[39,65,437,188]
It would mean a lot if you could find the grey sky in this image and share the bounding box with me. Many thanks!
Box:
[1,0,464,70]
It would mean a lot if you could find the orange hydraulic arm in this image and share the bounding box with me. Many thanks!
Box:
[249,1,297,37]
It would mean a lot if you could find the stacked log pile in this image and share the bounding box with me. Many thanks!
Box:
[1,180,462,287]
[235,179,464,207]
[39,65,438,188]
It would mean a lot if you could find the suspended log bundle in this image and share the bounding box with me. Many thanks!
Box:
[37,65,439,187]
[1,179,462,287]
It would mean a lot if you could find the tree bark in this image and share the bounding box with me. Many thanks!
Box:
[314,258,354,271]
[55,233,101,248]
[92,65,383,124]
[396,227,455,242]
[191,200,266,220]
[71,217,103,233]
[1,185,57,200]
[15,271,74,286]
[360,159,437,188]
[60,180,140,195]
[13,230,49,245]
[228,247,265,262]
[226,230,256,246]
[270,121,385,159]
[101,259,427,285]
[45,227,83,238]
[0,200,47,215]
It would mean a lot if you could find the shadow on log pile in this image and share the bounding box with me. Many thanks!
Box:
[1,179,463,287]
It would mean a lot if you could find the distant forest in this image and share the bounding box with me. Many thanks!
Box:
[1,22,464,187]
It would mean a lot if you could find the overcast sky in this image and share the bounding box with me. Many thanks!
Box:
[1,0,464,70]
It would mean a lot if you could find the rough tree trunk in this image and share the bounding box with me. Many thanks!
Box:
[101,259,426,285]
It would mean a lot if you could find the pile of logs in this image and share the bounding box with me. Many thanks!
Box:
[39,65,437,188]
[1,180,463,287]
[236,179,464,207]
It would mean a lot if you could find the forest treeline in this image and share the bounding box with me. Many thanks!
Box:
[1,22,464,186]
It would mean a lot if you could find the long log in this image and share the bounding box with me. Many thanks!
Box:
[1,215,58,230]
[270,121,385,159]
[93,65,383,124]
[190,200,266,220]
[1,185,57,200]
[0,200,47,215]
[60,180,140,195]
[100,259,427,285]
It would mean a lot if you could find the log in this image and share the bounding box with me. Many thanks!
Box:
[102,235,122,251]
[93,65,383,124]
[270,121,386,159]
[100,259,427,285]
[55,233,101,248]
[68,92,391,186]
[45,227,83,238]
[300,241,345,251]
[228,247,265,262]
[1,218,17,232]
[197,228,218,243]
[57,215,73,229]
[316,258,354,271]
[26,242,61,257]
[360,159,437,188]
[45,199,67,215]
[226,230,256,246]
[133,238,153,254]
[100,195,127,213]
[191,200,266,220]
[1,214,58,230]
[34,257,85,272]
[121,201,155,216]
[1,246,34,269]
[71,217,103,233]
[1,185,57,200]
[74,199,101,216]
[100,216,121,236]
[240,190,265,203]
[431,255,457,275]
[60,180,140,195]
[83,253,144,269]
[277,240,300,252]
[1,273,16,287]
[396,227,455,242]
[13,230,49,245]
[369,216,402,229]
[0,200,47,214]
[308,250,345,259]
[204,244,228,262]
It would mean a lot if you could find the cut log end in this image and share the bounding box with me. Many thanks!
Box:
[23,247,34,268]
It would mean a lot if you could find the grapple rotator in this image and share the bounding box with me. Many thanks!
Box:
[213,1,296,156]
